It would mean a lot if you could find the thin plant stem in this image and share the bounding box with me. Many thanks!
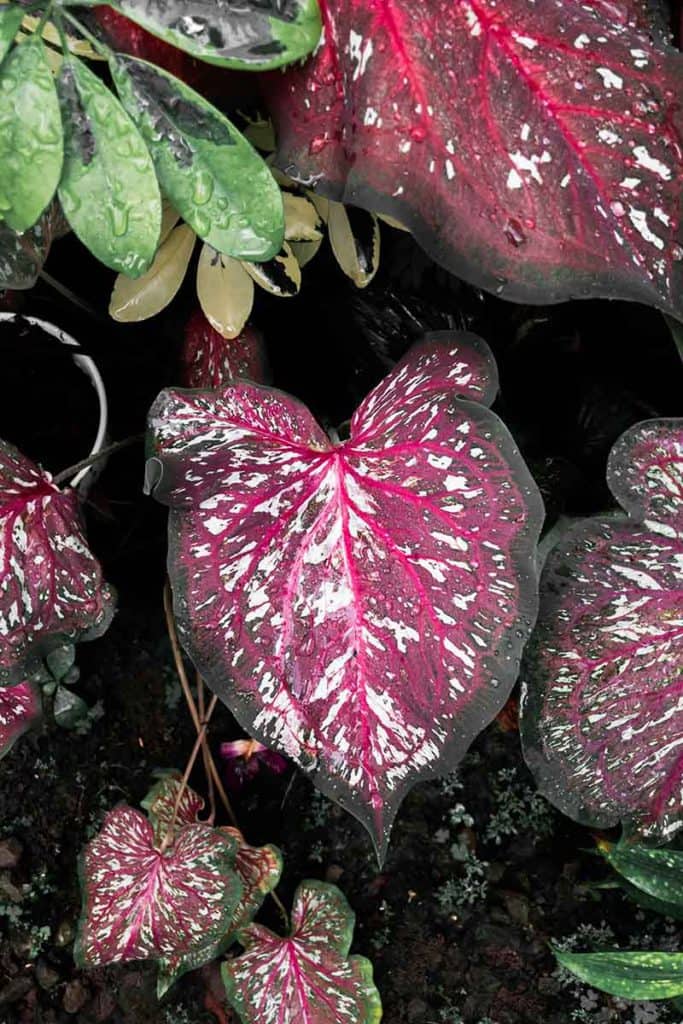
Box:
[160,694,218,853]
[197,672,216,826]
[53,435,142,486]
[163,581,200,732]
[61,9,111,57]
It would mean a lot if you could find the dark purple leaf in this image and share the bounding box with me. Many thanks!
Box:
[147,331,543,857]
[181,310,269,389]
[0,679,40,759]
[0,441,115,684]
[521,418,683,841]
[75,806,242,967]
[265,0,683,316]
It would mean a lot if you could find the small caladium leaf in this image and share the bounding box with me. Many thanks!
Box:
[554,949,683,1001]
[57,55,161,277]
[0,37,63,232]
[265,0,683,317]
[147,331,543,858]
[110,56,284,262]
[0,679,40,759]
[521,418,683,842]
[599,839,683,908]
[0,199,68,290]
[0,7,23,66]
[0,440,115,685]
[181,310,268,388]
[75,805,242,967]
[196,244,254,340]
[109,222,196,321]
[223,880,381,1024]
[140,770,205,844]
[95,0,322,70]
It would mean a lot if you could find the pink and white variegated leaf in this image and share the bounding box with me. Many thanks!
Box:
[75,806,242,968]
[265,0,683,317]
[157,825,283,997]
[0,440,115,685]
[222,880,382,1024]
[181,310,269,389]
[521,418,683,842]
[140,771,205,844]
[0,678,40,759]
[147,331,543,858]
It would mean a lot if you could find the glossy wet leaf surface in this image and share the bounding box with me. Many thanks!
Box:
[75,805,242,966]
[521,418,683,842]
[147,332,543,857]
[599,840,683,908]
[223,880,381,1024]
[99,0,322,70]
[266,0,683,316]
[109,222,195,321]
[0,37,63,232]
[0,440,115,685]
[182,309,268,388]
[111,55,283,260]
[0,679,40,759]
[554,949,683,1001]
[57,56,161,277]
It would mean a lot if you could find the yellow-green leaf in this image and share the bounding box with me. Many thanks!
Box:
[196,243,254,340]
[110,223,195,321]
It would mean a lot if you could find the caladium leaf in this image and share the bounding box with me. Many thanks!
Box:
[91,0,322,70]
[0,37,63,232]
[0,679,40,759]
[181,310,268,388]
[110,57,284,261]
[75,805,242,967]
[223,880,381,1024]
[141,770,205,844]
[554,949,683,1001]
[521,418,683,842]
[265,0,683,317]
[57,55,161,277]
[147,331,543,857]
[0,440,115,685]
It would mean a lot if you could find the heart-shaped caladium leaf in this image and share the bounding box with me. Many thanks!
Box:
[0,679,40,759]
[223,880,381,1024]
[75,805,242,968]
[0,441,115,685]
[147,331,543,858]
[521,418,683,842]
[265,0,683,317]
[181,310,268,389]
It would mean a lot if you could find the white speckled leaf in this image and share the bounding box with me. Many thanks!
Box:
[223,880,382,1024]
[0,440,115,685]
[75,806,242,967]
[0,679,40,759]
[147,331,543,858]
[521,418,683,842]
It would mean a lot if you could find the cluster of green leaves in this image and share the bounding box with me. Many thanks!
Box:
[0,0,321,280]
[556,840,683,1005]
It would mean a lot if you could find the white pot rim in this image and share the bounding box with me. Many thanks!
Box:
[0,312,108,488]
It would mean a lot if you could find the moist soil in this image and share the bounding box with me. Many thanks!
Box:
[0,224,682,1024]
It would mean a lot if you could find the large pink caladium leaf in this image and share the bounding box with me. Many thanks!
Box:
[75,806,242,969]
[181,310,269,389]
[147,331,543,857]
[521,418,683,841]
[265,0,683,317]
[0,440,115,685]
[0,679,40,759]
[223,880,382,1024]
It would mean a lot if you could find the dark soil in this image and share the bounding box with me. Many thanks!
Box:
[0,220,682,1024]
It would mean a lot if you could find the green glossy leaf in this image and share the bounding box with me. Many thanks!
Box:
[555,949,683,1001]
[110,55,283,261]
[599,840,683,908]
[0,6,23,66]
[57,55,161,276]
[0,37,63,231]
[91,0,321,70]
[620,879,683,922]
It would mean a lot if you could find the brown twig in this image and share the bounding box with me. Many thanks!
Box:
[197,672,217,826]
[160,694,218,853]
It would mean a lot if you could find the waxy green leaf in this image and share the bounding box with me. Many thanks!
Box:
[57,55,161,276]
[599,840,683,909]
[93,0,321,70]
[0,6,23,66]
[110,55,283,261]
[0,37,63,231]
[555,949,683,1001]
